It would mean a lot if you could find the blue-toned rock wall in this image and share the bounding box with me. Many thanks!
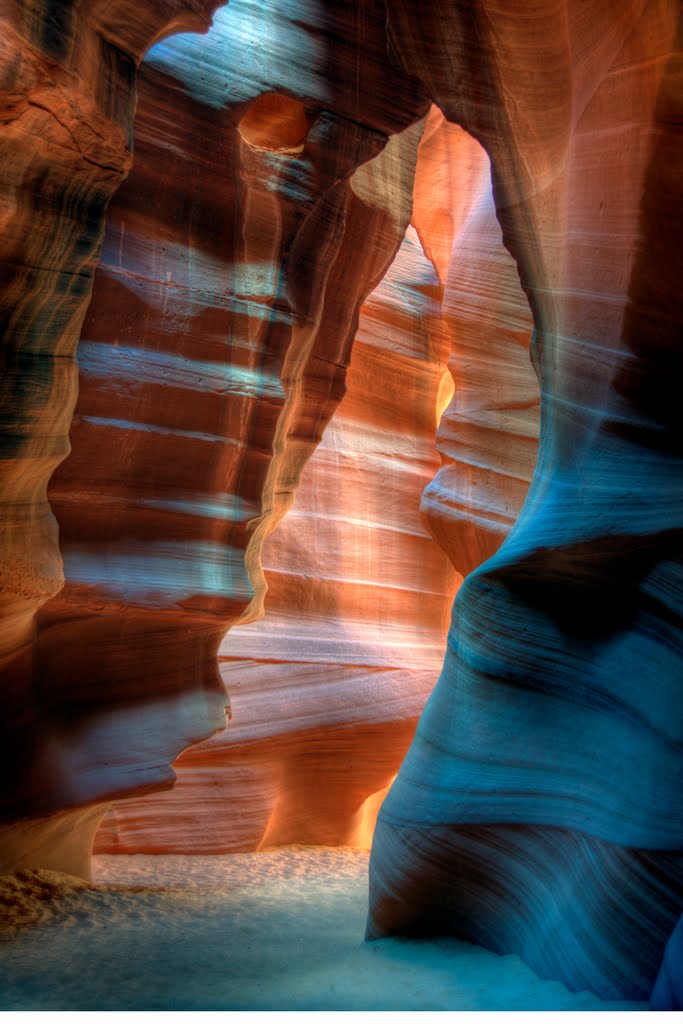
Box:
[368,0,683,1003]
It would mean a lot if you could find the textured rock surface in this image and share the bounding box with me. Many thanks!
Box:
[35,2,427,834]
[0,805,107,880]
[414,110,539,576]
[0,0,227,839]
[95,223,459,853]
[0,0,680,1007]
[368,0,683,1003]
[94,109,538,855]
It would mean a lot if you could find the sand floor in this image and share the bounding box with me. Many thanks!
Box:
[0,847,647,1011]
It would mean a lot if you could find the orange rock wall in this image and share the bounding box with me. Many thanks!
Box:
[0,0,680,1006]
[96,222,461,852]
[94,107,538,855]
[0,0,226,830]
[36,3,428,827]
[414,111,539,576]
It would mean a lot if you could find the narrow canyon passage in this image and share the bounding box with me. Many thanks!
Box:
[94,219,460,854]
[91,106,538,858]
[0,0,680,1013]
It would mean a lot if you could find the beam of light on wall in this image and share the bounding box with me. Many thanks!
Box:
[436,367,456,427]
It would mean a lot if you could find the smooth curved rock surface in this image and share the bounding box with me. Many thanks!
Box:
[413,108,538,576]
[94,111,538,856]
[0,0,679,1006]
[368,0,683,1003]
[651,914,683,1010]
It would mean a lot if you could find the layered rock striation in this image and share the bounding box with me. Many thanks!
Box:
[368,0,683,1003]
[0,0,679,1007]
[95,222,460,853]
[94,105,540,856]
[414,110,539,577]
[0,0,227,853]
[34,3,428,837]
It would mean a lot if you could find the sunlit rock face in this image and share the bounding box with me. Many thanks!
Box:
[93,110,539,856]
[0,0,225,844]
[368,0,683,1003]
[34,1,428,829]
[95,223,460,853]
[414,110,539,577]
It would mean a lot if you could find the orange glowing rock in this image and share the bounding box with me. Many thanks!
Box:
[238,93,309,152]
[34,5,428,851]
[96,221,460,853]
[413,110,539,576]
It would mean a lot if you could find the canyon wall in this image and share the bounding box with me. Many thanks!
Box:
[368,0,683,1004]
[29,3,428,840]
[94,107,539,855]
[0,0,679,1007]
[95,222,460,853]
[414,109,539,576]
[0,0,227,864]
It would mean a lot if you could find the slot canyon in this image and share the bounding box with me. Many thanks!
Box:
[0,0,681,1012]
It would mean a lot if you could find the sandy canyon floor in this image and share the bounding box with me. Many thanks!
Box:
[0,847,646,1011]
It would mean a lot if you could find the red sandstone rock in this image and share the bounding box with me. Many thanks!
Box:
[95,222,459,853]
[0,0,227,854]
[35,6,427,837]
[0,0,680,1007]
[95,109,540,855]
[413,108,538,576]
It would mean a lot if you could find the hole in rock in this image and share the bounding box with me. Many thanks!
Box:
[238,92,309,153]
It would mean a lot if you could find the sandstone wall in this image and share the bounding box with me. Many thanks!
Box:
[0,0,679,1006]
[0,0,226,848]
[95,221,460,853]
[368,0,683,1003]
[94,101,539,856]
[37,3,427,833]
